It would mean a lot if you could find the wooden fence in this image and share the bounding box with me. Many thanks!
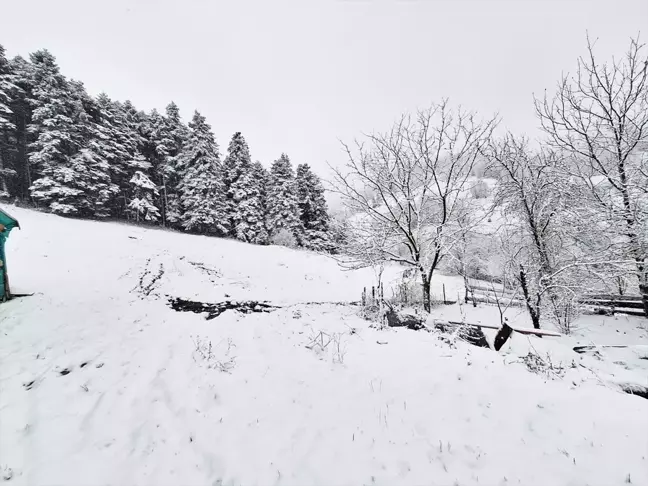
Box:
[466,284,645,317]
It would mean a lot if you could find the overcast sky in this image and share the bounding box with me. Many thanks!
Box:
[2,0,646,194]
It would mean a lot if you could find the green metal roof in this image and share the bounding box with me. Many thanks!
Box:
[0,208,19,232]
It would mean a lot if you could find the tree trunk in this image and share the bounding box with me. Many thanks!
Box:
[519,265,541,329]
[638,259,648,318]
[421,270,431,313]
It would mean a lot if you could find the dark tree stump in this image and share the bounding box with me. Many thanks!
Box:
[385,308,426,330]
[457,326,490,348]
[494,323,514,351]
[433,321,490,348]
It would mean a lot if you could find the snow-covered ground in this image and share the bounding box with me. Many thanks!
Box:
[1,206,647,486]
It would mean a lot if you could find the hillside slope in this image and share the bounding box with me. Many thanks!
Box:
[0,207,646,486]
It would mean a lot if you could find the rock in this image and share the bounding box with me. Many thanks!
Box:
[494,323,514,351]
[384,308,426,330]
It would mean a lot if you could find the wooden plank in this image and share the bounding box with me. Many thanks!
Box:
[511,327,562,337]
[471,295,524,306]
[468,284,516,295]
[580,299,645,309]
[471,288,644,304]
[584,294,643,302]
[432,319,562,337]
[470,290,645,314]
[586,305,646,317]
[434,319,501,330]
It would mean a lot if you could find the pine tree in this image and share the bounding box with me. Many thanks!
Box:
[71,81,119,217]
[232,161,268,244]
[158,102,188,226]
[252,160,270,237]
[6,55,34,199]
[0,46,14,132]
[28,51,114,216]
[222,132,252,234]
[0,45,17,198]
[295,163,331,251]
[137,107,170,225]
[95,94,147,216]
[127,169,160,222]
[140,108,165,171]
[267,153,301,241]
[177,111,228,235]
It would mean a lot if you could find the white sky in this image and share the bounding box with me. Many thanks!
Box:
[2,0,647,191]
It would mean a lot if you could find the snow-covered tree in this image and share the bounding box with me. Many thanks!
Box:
[222,132,251,232]
[5,55,35,199]
[536,35,648,317]
[0,44,17,198]
[69,80,120,217]
[27,50,80,180]
[158,102,188,226]
[267,153,301,241]
[177,111,228,235]
[94,94,148,216]
[139,108,166,178]
[295,163,331,251]
[127,169,160,222]
[28,51,116,216]
[252,160,269,213]
[223,131,269,242]
[486,136,574,329]
[232,160,268,244]
[0,45,14,131]
[332,101,497,312]
[139,103,188,226]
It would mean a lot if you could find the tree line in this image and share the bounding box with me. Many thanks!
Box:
[332,35,648,325]
[0,47,332,251]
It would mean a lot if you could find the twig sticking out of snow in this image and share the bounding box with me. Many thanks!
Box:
[191,335,236,373]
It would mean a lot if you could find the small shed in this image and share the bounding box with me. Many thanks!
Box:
[0,207,20,302]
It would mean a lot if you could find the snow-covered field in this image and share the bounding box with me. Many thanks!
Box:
[1,206,647,486]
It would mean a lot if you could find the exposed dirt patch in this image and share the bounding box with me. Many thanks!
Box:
[168,297,279,320]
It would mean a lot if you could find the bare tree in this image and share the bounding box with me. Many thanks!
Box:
[331,100,497,312]
[535,34,648,317]
[486,136,569,328]
[487,135,635,332]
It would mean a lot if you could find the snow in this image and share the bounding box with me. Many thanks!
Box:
[1,206,647,486]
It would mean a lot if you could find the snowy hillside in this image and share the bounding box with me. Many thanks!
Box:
[1,206,647,486]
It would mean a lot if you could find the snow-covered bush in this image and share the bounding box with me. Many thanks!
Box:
[470,179,491,199]
[127,171,160,222]
[520,351,574,380]
[389,278,427,307]
[271,228,298,248]
[546,292,580,335]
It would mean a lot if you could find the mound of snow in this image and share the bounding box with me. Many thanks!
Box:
[1,207,646,486]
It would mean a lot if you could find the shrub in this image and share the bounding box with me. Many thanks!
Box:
[470,179,491,199]
[270,229,298,248]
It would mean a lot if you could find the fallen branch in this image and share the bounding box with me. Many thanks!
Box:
[573,344,635,354]
[431,319,562,337]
